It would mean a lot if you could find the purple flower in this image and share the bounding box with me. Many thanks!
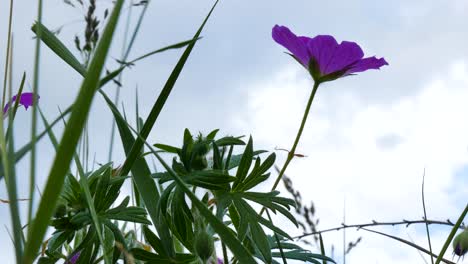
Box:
[218,258,224,264]
[67,251,81,264]
[272,25,388,83]
[3,92,40,115]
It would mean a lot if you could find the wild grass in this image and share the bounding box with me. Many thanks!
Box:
[0,1,466,264]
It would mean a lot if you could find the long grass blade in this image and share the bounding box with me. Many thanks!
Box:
[32,21,197,88]
[29,0,44,233]
[0,105,72,180]
[434,203,468,264]
[319,233,327,264]
[23,1,124,262]
[1,0,14,106]
[31,22,86,76]
[107,0,134,163]
[100,90,174,257]
[39,107,108,263]
[361,228,456,264]
[119,0,219,176]
[0,1,23,260]
[421,170,434,264]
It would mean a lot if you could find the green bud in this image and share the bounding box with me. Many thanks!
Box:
[193,231,214,262]
[453,229,468,257]
[191,154,208,171]
[53,203,67,218]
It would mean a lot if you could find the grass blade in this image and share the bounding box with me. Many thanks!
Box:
[100,90,175,257]
[422,170,434,264]
[23,1,124,262]
[361,228,456,264]
[319,234,327,264]
[29,0,44,234]
[434,203,468,264]
[0,105,72,180]
[0,1,23,260]
[31,22,86,76]
[119,0,219,176]
[39,107,107,262]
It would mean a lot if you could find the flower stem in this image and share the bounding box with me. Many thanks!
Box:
[434,203,468,264]
[269,81,320,192]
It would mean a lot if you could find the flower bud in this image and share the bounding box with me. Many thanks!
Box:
[191,154,208,171]
[453,229,468,257]
[194,231,214,262]
[53,203,67,218]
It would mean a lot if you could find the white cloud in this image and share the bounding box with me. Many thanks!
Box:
[231,61,468,263]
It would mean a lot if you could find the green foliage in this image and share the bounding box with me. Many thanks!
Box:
[150,129,331,263]
[39,164,150,263]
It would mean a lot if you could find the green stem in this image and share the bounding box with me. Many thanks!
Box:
[269,81,320,192]
[29,0,43,231]
[2,0,13,106]
[434,203,468,264]
[222,242,228,264]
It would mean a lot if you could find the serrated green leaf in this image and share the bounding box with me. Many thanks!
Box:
[143,226,167,256]
[206,129,219,141]
[227,150,267,171]
[250,222,271,264]
[233,136,253,190]
[130,248,168,261]
[212,141,222,170]
[215,136,245,147]
[103,220,127,251]
[47,230,72,253]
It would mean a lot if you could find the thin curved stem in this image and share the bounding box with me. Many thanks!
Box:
[270,81,320,192]
[294,218,465,240]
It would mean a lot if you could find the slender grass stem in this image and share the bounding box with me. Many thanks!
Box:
[422,170,434,264]
[2,0,13,106]
[266,210,287,264]
[434,203,468,264]
[28,0,44,229]
[108,0,134,162]
[108,0,151,162]
[0,1,24,261]
[222,242,228,264]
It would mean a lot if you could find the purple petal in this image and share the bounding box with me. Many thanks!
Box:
[3,92,39,114]
[18,93,36,110]
[218,258,224,264]
[321,41,364,75]
[305,35,339,74]
[345,56,389,75]
[272,25,310,66]
[68,251,81,264]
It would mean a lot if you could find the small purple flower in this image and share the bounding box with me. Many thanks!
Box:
[3,92,40,115]
[218,257,224,264]
[67,251,81,264]
[272,25,388,83]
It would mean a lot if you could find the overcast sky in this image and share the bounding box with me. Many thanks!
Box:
[0,0,467,263]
